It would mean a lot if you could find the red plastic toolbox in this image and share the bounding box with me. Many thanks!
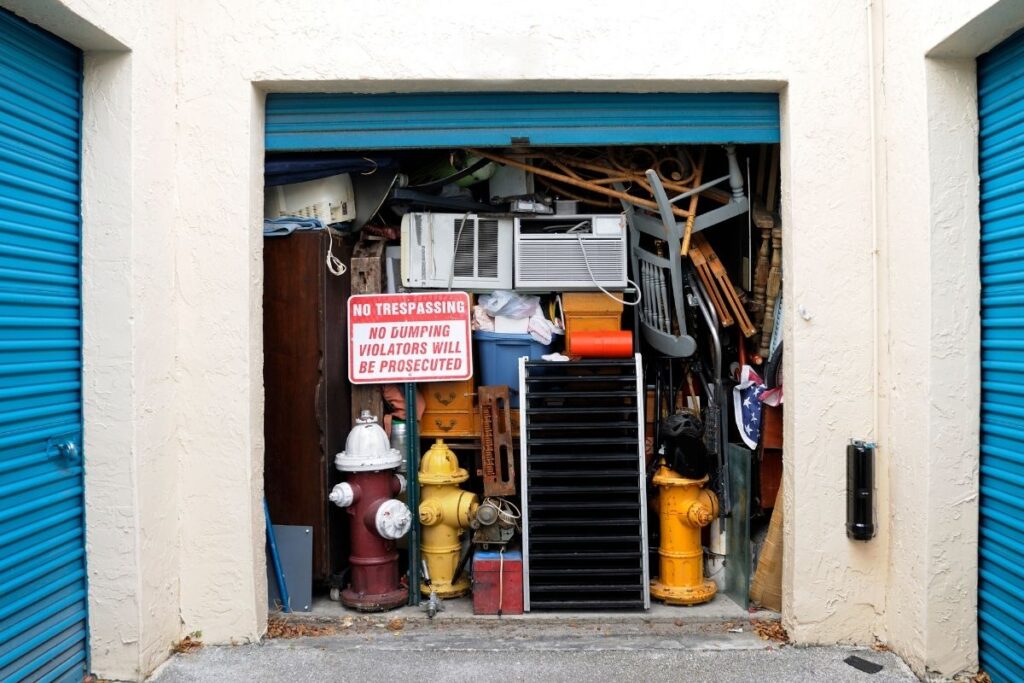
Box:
[472,550,523,615]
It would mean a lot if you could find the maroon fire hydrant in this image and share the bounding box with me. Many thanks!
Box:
[329,411,412,611]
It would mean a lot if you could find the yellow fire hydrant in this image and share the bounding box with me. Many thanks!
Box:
[650,465,719,605]
[418,439,479,597]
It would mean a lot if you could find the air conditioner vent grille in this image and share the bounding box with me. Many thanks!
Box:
[476,219,500,278]
[453,216,476,278]
[517,240,626,285]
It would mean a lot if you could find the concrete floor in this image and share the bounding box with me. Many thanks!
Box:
[305,592,776,623]
[148,609,917,683]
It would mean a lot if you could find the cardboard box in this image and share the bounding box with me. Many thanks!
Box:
[494,315,530,334]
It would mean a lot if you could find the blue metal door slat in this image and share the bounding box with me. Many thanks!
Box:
[0,8,86,683]
[0,528,82,576]
[0,488,83,528]
[979,26,1024,683]
[265,91,780,151]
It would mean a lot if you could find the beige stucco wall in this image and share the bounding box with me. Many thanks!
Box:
[877,1,1024,677]
[2,0,1017,680]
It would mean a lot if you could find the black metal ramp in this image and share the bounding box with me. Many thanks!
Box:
[519,356,650,611]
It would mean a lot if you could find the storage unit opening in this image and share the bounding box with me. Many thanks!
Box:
[261,110,787,621]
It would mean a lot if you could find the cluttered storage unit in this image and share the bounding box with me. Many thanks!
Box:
[262,92,787,618]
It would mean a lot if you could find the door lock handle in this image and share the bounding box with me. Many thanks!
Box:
[55,440,79,463]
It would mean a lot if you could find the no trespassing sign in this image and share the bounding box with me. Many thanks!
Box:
[348,291,472,384]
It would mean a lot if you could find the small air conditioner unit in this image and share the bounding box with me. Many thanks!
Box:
[264,173,356,225]
[400,212,513,291]
[514,214,628,290]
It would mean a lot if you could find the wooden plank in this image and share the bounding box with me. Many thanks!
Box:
[692,235,755,337]
[350,236,386,425]
[687,240,733,326]
[680,146,706,257]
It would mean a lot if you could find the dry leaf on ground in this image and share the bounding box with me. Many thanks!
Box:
[266,618,342,639]
[386,617,405,632]
[172,635,203,654]
[753,620,789,644]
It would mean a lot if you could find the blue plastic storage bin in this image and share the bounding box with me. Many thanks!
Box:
[474,331,552,407]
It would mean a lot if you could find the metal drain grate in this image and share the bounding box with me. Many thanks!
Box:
[518,355,649,611]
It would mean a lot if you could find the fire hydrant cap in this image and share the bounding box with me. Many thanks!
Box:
[418,439,469,485]
[328,482,355,508]
[375,499,412,540]
[335,411,403,472]
[688,503,714,527]
[419,500,442,526]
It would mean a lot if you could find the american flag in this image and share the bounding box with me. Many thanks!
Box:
[733,365,766,449]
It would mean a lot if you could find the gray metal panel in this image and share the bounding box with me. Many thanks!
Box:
[978,27,1024,682]
[0,8,86,682]
[723,444,752,609]
[267,525,314,613]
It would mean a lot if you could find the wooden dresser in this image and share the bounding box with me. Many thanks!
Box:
[263,229,353,583]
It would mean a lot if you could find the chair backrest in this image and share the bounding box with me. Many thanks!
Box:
[618,172,696,357]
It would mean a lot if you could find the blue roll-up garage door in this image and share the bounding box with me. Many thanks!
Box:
[978,28,1024,682]
[0,8,87,682]
[265,92,780,151]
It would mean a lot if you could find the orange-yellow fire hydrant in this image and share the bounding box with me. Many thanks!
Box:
[650,465,719,605]
[418,439,479,598]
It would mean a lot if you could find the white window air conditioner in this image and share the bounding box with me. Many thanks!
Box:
[514,214,628,290]
[400,212,514,291]
[264,173,357,225]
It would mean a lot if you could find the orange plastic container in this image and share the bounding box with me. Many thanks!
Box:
[567,330,633,358]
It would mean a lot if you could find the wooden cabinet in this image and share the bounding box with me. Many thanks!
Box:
[759,404,783,510]
[419,378,480,438]
[263,229,353,583]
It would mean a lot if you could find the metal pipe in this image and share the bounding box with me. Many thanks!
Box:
[404,382,422,606]
[717,380,731,513]
[653,359,663,458]
[689,271,721,381]
[687,271,731,513]
[264,500,290,613]
[667,173,732,206]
